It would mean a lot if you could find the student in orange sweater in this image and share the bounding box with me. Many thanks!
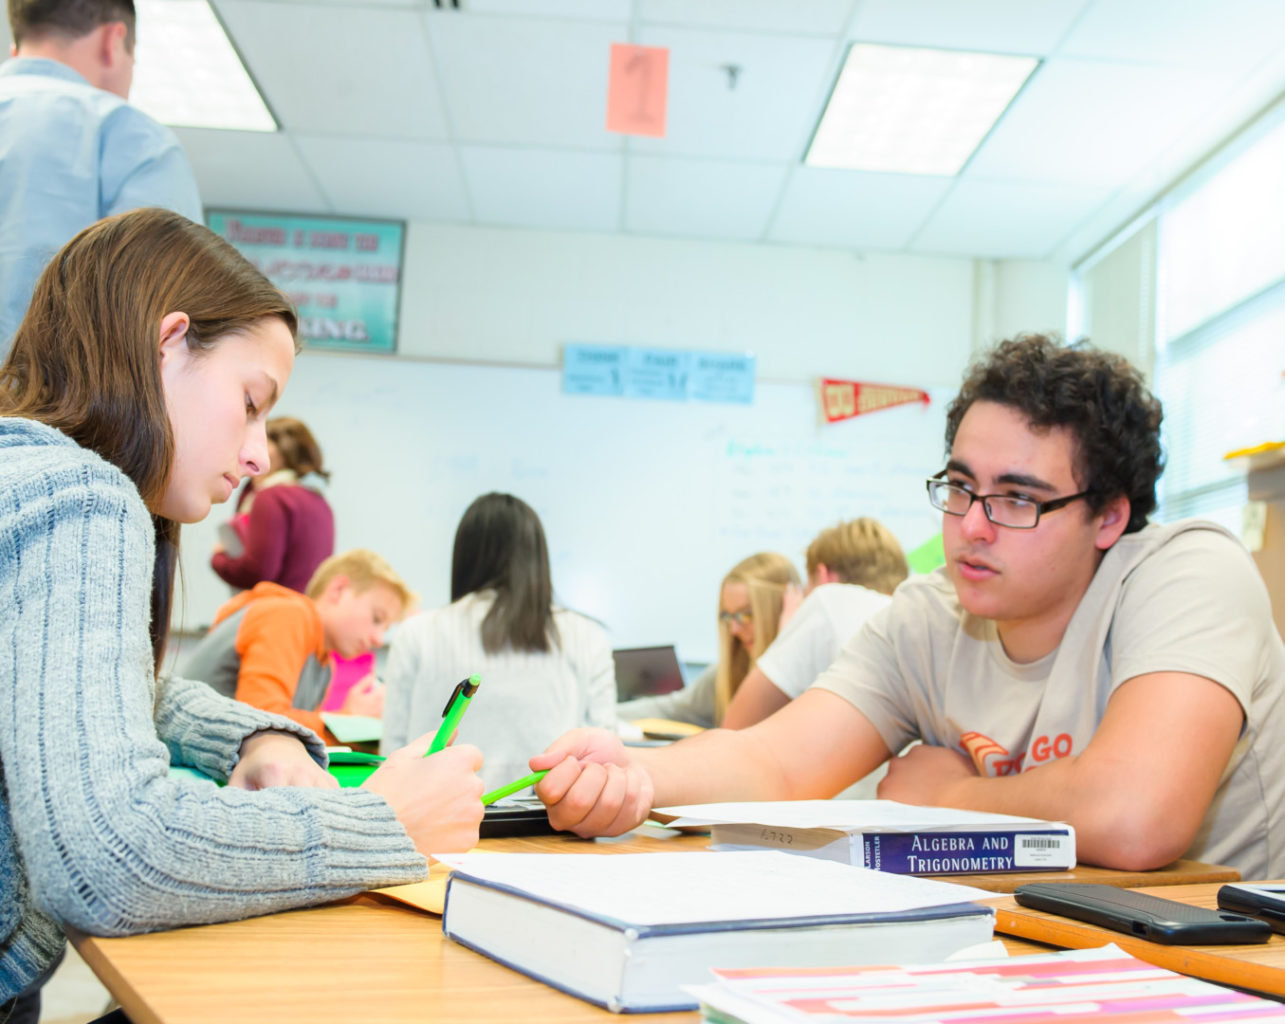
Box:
[181,548,409,737]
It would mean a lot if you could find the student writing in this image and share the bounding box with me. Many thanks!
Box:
[721,517,908,729]
[383,493,616,790]
[0,209,484,1016]
[181,548,406,732]
[533,335,1285,877]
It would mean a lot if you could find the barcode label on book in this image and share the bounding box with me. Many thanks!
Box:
[1014,833,1072,867]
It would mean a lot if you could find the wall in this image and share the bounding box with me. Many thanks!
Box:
[971,259,1072,356]
[175,222,1072,663]
[396,223,979,385]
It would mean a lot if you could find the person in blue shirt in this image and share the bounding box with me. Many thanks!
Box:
[0,0,202,353]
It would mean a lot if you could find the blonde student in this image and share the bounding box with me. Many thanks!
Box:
[0,209,484,1017]
[383,493,615,790]
[181,549,411,736]
[617,552,799,729]
[720,518,908,729]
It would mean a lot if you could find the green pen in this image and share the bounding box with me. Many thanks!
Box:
[481,770,549,806]
[427,674,480,755]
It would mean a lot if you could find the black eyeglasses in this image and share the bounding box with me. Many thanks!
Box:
[926,474,1093,529]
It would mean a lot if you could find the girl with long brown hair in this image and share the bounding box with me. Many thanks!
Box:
[0,209,483,1017]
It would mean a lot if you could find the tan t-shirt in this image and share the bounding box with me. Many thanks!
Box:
[814,519,1285,878]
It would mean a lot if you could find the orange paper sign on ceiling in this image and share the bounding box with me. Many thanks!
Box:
[606,43,669,138]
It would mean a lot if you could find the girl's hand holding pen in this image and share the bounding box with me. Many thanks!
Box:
[364,732,485,854]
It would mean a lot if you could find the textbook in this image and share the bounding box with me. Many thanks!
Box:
[687,943,1285,1024]
[658,800,1075,876]
[438,850,995,1013]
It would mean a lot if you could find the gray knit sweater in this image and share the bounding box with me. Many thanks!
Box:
[0,418,426,1000]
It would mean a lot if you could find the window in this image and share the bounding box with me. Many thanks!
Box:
[1152,112,1285,532]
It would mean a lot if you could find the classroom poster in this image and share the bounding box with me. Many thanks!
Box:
[563,344,755,404]
[207,210,404,354]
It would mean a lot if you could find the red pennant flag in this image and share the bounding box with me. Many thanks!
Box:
[819,379,930,424]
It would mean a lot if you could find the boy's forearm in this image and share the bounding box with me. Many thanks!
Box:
[631,727,793,807]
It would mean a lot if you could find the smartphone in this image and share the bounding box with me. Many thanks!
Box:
[1217,883,1285,934]
[1014,882,1272,945]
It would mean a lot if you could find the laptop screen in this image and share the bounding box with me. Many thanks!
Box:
[612,646,685,701]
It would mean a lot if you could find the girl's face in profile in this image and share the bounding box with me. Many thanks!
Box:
[158,315,295,523]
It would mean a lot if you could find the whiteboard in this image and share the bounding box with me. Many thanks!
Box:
[176,354,949,663]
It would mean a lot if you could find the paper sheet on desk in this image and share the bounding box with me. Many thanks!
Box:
[433,851,993,925]
[321,713,382,744]
[657,799,1063,830]
[371,860,457,915]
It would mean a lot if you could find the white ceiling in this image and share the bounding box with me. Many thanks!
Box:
[13,0,1285,263]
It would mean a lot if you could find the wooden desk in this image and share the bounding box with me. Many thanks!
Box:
[69,831,1238,1024]
[992,882,1285,998]
[492,828,1239,893]
[940,857,1238,893]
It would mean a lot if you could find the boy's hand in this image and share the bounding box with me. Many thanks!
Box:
[531,728,653,838]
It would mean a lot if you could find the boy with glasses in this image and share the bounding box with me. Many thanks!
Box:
[533,335,1285,877]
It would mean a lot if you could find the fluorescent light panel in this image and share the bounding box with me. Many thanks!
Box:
[807,43,1037,176]
[130,0,276,132]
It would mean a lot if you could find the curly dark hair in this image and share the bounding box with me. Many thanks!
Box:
[944,334,1164,534]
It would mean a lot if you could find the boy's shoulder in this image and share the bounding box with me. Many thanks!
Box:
[214,582,316,629]
[1106,519,1248,590]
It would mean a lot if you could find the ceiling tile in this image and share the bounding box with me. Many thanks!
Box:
[1061,0,1285,68]
[768,167,954,250]
[628,25,838,160]
[624,156,787,240]
[215,0,448,138]
[428,14,627,149]
[965,58,1231,186]
[467,0,630,18]
[460,146,622,232]
[294,136,470,222]
[910,178,1113,259]
[639,0,854,36]
[848,0,1091,55]
[174,128,329,212]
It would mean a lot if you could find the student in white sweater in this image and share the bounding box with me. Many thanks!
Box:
[383,493,616,790]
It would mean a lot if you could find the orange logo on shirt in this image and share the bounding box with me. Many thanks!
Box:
[959,732,1016,774]
[959,730,1074,776]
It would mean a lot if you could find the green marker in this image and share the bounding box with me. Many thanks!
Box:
[427,675,479,755]
[481,770,549,806]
